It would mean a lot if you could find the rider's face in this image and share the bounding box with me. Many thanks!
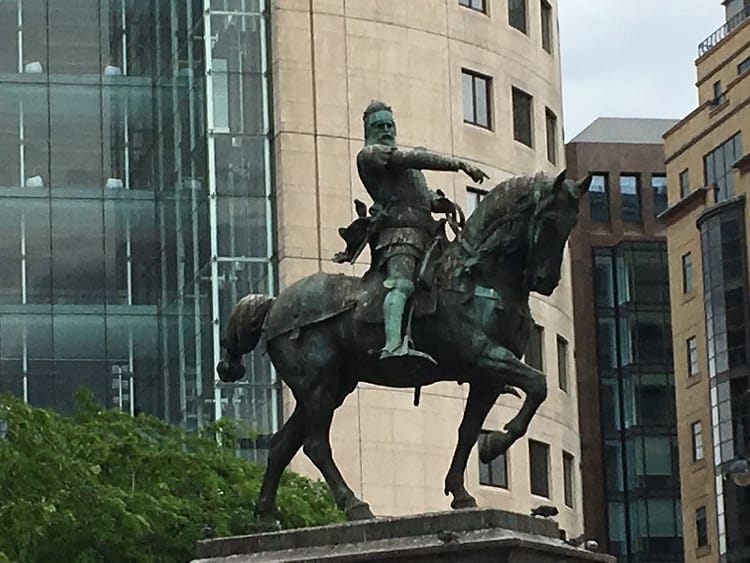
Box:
[365,111,397,147]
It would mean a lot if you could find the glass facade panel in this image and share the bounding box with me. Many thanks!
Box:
[704,132,742,201]
[593,242,682,560]
[0,0,277,453]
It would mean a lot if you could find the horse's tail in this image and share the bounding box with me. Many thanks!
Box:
[216,294,275,382]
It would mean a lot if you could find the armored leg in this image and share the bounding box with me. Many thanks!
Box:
[381,276,415,357]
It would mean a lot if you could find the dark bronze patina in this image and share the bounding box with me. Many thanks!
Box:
[217,102,591,529]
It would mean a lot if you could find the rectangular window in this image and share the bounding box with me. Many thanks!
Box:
[541,0,553,53]
[679,169,690,198]
[696,506,708,547]
[462,70,492,129]
[512,87,533,147]
[739,56,750,75]
[459,0,487,13]
[691,421,704,461]
[508,0,527,33]
[525,324,544,371]
[479,432,508,488]
[466,186,486,215]
[682,253,693,293]
[704,132,742,201]
[529,440,550,498]
[545,108,557,164]
[589,173,610,222]
[563,451,574,508]
[687,336,698,377]
[556,335,568,391]
[712,80,726,105]
[651,174,667,217]
[619,174,641,222]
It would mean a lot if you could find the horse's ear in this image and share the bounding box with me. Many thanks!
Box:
[577,174,593,196]
[553,169,566,194]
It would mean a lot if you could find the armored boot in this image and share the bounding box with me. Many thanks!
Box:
[379,279,436,364]
[380,282,410,358]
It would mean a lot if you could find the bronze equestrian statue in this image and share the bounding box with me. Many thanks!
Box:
[217,103,591,530]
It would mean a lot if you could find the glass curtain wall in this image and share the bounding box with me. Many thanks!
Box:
[0,0,276,457]
[698,200,750,561]
[593,242,683,562]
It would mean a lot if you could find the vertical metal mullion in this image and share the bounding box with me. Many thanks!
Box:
[203,3,224,422]
[259,0,278,433]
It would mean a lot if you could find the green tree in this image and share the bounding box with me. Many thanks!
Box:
[0,390,343,563]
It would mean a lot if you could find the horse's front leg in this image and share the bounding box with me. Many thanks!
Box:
[475,346,548,463]
[444,383,500,509]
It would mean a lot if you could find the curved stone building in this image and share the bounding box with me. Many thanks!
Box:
[271,0,583,536]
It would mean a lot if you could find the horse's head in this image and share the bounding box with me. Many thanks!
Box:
[524,171,591,295]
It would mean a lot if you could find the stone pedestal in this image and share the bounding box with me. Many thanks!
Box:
[194,509,615,562]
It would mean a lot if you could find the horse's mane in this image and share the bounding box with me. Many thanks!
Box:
[448,173,551,277]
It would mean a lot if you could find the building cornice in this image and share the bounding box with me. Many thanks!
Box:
[657,187,709,227]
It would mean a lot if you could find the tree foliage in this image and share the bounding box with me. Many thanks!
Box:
[0,390,343,562]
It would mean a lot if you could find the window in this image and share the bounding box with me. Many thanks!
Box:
[556,335,568,391]
[459,0,486,13]
[712,80,725,105]
[589,173,610,222]
[691,421,704,461]
[512,87,533,147]
[739,56,750,75]
[545,108,557,164]
[462,70,492,129]
[466,186,486,215]
[524,324,544,371]
[651,174,667,217]
[529,440,549,497]
[479,432,508,488]
[695,506,708,547]
[619,174,641,222]
[681,253,692,293]
[508,0,527,33]
[541,0,553,53]
[679,169,690,198]
[563,452,574,508]
[687,336,698,377]
[704,132,742,201]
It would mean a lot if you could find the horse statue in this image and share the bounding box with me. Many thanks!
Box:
[217,170,591,529]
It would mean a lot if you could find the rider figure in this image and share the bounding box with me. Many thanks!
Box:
[356,100,488,360]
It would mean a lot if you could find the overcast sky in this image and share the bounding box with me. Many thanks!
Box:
[559,1,726,141]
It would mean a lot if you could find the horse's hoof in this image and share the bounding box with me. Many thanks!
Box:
[450,496,478,510]
[478,431,510,464]
[345,501,375,521]
[216,360,246,382]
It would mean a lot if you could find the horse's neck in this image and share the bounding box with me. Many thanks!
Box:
[437,237,526,294]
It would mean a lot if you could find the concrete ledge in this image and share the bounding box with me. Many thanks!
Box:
[194,509,615,563]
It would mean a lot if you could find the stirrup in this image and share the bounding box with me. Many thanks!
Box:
[379,336,437,365]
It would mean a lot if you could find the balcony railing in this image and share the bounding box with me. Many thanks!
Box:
[698,5,750,56]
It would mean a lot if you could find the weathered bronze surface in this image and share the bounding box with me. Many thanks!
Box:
[217,101,591,529]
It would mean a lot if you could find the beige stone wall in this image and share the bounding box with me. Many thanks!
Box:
[663,21,750,561]
[272,0,582,536]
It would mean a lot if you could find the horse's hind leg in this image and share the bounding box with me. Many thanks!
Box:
[254,405,306,531]
[444,383,500,509]
[302,381,374,521]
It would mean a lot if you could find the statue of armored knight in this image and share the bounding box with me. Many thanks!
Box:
[335,100,488,361]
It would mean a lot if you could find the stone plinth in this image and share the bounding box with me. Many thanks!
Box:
[193,509,615,562]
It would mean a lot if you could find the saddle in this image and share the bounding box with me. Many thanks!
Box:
[263,265,439,342]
